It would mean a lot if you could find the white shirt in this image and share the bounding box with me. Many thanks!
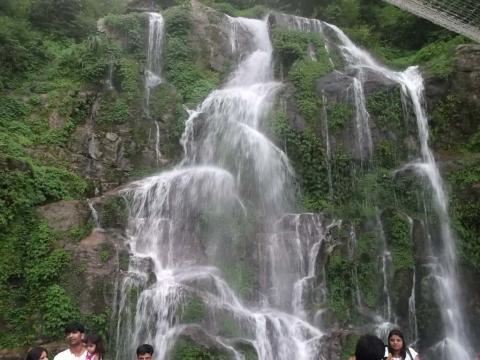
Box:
[54,349,87,360]
[393,347,418,360]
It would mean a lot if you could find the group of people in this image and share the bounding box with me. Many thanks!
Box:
[25,322,104,360]
[25,322,154,360]
[351,329,419,360]
[26,321,419,360]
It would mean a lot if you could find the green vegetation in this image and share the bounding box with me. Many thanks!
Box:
[326,250,354,322]
[100,196,128,228]
[270,111,329,211]
[180,296,207,323]
[103,13,147,56]
[327,102,353,133]
[448,160,480,272]
[205,1,268,18]
[383,211,414,271]
[272,27,333,124]
[0,217,74,345]
[163,4,220,106]
[391,36,467,78]
[171,338,230,360]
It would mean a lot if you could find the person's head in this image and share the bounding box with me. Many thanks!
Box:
[25,347,48,360]
[388,329,407,356]
[65,322,85,347]
[85,333,105,358]
[355,334,386,360]
[136,344,154,360]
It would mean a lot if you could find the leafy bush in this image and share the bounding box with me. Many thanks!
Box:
[392,36,466,78]
[0,217,78,346]
[97,95,130,125]
[0,17,45,87]
[289,59,331,123]
[103,13,147,55]
[41,285,78,339]
[29,0,96,39]
[163,5,220,105]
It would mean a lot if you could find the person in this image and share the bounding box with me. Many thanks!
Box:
[349,334,387,360]
[136,344,154,360]
[53,322,87,360]
[85,334,105,360]
[387,329,419,360]
[26,347,48,360]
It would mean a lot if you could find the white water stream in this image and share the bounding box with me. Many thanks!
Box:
[111,8,473,360]
[325,21,473,359]
[114,16,331,360]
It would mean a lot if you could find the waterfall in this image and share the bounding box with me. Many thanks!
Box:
[351,73,373,164]
[272,12,472,357]
[145,12,165,116]
[105,58,114,91]
[87,199,101,229]
[376,212,393,324]
[408,271,419,346]
[321,92,334,199]
[154,121,161,164]
[325,22,473,359]
[113,16,331,360]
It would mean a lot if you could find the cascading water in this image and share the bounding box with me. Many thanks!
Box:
[87,199,101,229]
[321,91,334,200]
[145,13,165,109]
[113,15,335,360]
[144,12,165,165]
[110,6,474,359]
[273,12,473,358]
[324,22,474,359]
[376,211,394,324]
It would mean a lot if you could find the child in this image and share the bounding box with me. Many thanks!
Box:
[85,334,105,360]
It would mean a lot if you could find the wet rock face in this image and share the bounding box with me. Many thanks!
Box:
[36,198,123,315]
[190,0,235,73]
[68,107,165,194]
[70,229,119,313]
[37,200,90,233]
[453,44,480,103]
[171,325,237,359]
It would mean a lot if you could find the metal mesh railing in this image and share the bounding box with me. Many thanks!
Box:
[384,0,480,42]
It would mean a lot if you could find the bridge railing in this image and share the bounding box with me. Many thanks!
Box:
[384,0,480,43]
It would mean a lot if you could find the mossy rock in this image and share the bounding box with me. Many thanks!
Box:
[100,196,128,228]
[171,337,232,360]
[180,295,207,324]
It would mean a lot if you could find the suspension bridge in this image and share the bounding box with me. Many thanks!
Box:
[384,0,480,43]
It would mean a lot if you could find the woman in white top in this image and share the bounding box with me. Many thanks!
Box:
[387,329,419,360]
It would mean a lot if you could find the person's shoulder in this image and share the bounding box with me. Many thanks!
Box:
[53,349,70,360]
[408,347,418,357]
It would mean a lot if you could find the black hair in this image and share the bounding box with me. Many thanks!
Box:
[64,321,85,334]
[388,329,407,358]
[25,347,47,360]
[136,344,154,357]
[85,333,105,359]
[355,334,386,360]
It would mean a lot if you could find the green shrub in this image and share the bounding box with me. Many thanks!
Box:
[101,196,128,228]
[180,296,206,323]
[163,5,220,105]
[171,338,229,360]
[103,13,147,55]
[41,285,78,339]
[97,95,130,125]
[29,0,96,39]
[392,36,466,78]
[0,17,45,87]
[288,57,332,123]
